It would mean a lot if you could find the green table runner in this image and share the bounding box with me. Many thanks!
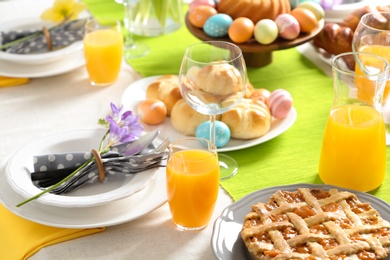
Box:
[83,0,390,203]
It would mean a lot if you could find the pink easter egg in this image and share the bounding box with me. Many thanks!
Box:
[275,14,300,40]
[268,89,293,119]
[189,0,216,12]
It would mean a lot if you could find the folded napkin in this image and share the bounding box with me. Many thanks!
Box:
[0,204,104,260]
[0,75,29,87]
[32,149,167,194]
[1,19,87,54]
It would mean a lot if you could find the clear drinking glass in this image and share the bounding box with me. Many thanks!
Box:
[178,41,247,180]
[319,52,389,192]
[166,137,219,230]
[352,12,390,137]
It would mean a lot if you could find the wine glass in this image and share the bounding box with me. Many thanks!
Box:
[352,12,390,141]
[178,41,248,180]
[122,0,150,60]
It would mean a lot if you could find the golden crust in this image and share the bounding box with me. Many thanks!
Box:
[241,188,390,260]
[196,64,244,96]
[146,75,182,116]
[221,98,271,139]
[170,99,210,136]
[217,0,291,24]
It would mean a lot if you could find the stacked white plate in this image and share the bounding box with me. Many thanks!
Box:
[0,128,167,228]
[0,17,85,78]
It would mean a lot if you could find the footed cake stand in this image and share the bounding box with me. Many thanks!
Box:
[185,13,324,68]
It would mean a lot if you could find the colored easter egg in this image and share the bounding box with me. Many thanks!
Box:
[275,14,300,40]
[137,98,167,125]
[189,0,216,12]
[298,1,325,20]
[203,14,233,37]
[254,19,279,45]
[268,89,293,119]
[228,17,254,43]
[250,88,272,104]
[290,7,318,33]
[195,120,231,148]
[189,5,217,28]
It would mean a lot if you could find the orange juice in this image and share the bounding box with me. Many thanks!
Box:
[356,45,390,104]
[319,104,386,191]
[83,29,123,86]
[166,149,219,229]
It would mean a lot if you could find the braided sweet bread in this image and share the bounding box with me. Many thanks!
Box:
[241,188,390,259]
[216,0,291,24]
[313,5,390,57]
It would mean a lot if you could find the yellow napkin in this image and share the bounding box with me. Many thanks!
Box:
[0,76,29,87]
[0,204,104,260]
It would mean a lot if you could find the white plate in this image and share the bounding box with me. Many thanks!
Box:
[0,49,85,78]
[121,76,297,152]
[5,128,158,208]
[324,0,375,23]
[0,17,83,65]
[0,157,167,228]
[211,183,390,260]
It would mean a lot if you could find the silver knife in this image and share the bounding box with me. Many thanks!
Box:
[121,130,160,156]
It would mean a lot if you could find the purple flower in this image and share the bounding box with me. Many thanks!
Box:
[106,103,124,125]
[106,103,143,144]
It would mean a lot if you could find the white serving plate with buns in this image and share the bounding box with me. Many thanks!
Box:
[121,76,297,152]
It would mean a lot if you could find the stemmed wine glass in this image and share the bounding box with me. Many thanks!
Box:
[122,0,150,60]
[352,12,390,141]
[178,41,248,180]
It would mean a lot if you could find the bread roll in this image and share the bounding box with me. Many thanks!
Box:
[196,63,244,96]
[170,99,210,136]
[244,82,255,98]
[146,75,182,116]
[221,98,271,139]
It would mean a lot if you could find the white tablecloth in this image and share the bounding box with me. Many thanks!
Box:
[0,1,232,259]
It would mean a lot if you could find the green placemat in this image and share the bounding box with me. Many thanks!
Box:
[83,0,390,203]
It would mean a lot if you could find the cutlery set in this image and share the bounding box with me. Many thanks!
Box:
[30,131,169,194]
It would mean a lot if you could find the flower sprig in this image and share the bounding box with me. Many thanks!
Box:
[16,103,143,207]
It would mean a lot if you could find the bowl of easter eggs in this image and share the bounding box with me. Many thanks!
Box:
[186,0,325,67]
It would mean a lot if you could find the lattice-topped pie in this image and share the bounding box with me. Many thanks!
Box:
[241,188,390,259]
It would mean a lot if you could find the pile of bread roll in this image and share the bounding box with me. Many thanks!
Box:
[136,75,293,145]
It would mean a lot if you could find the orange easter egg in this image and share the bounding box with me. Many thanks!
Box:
[228,17,254,43]
[189,5,218,28]
[290,7,318,33]
[250,88,271,104]
[137,98,167,125]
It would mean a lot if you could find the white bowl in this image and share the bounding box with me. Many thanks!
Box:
[0,17,83,65]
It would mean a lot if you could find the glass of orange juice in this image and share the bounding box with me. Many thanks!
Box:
[319,52,389,192]
[166,137,220,230]
[83,18,124,86]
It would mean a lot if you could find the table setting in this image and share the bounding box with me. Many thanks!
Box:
[1,0,390,259]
